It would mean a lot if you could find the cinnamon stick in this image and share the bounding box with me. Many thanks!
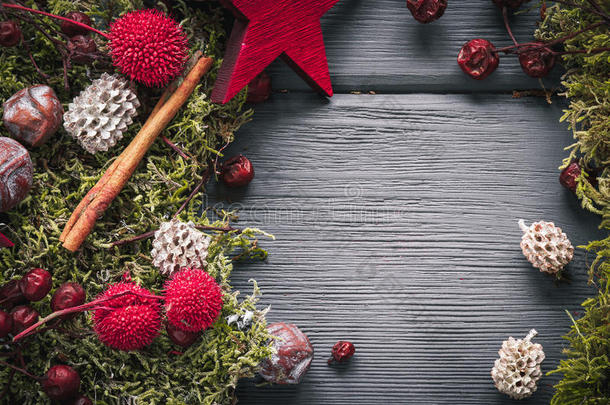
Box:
[60,56,214,252]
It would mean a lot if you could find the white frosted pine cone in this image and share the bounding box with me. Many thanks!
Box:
[491,329,545,400]
[63,73,139,154]
[150,219,210,276]
[518,219,574,275]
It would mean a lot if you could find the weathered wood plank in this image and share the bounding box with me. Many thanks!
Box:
[267,0,558,93]
[203,93,605,404]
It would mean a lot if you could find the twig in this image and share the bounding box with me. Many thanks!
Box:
[554,46,610,54]
[0,360,41,381]
[214,141,231,175]
[160,136,190,160]
[503,6,519,46]
[173,169,211,218]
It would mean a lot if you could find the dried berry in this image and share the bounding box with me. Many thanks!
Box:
[560,162,581,193]
[51,282,86,319]
[247,71,272,103]
[221,155,255,187]
[60,12,93,37]
[259,322,314,384]
[458,39,500,80]
[68,35,97,64]
[518,43,556,78]
[492,0,530,9]
[0,309,13,338]
[166,322,201,347]
[406,0,448,24]
[11,305,39,335]
[42,365,81,401]
[328,340,356,364]
[0,280,27,309]
[19,268,52,302]
[2,85,64,147]
[0,138,33,213]
[68,395,93,405]
[0,20,21,47]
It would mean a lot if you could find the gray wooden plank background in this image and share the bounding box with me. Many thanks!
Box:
[205,1,605,404]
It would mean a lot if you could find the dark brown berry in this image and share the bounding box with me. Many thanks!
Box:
[68,394,93,405]
[0,309,13,338]
[68,35,97,64]
[19,268,52,302]
[10,305,39,334]
[406,0,448,24]
[247,71,272,104]
[221,155,255,187]
[0,280,27,309]
[61,12,92,37]
[51,282,86,320]
[0,20,21,47]
[42,365,80,401]
[519,43,556,78]
[166,322,200,347]
[560,162,581,193]
[458,39,500,80]
[328,340,356,364]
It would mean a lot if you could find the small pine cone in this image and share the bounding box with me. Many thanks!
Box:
[518,219,574,275]
[150,219,210,276]
[491,329,545,400]
[63,73,140,154]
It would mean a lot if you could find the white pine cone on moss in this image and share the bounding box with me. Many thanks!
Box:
[63,73,140,154]
[150,219,210,276]
[491,329,545,400]
[518,219,574,275]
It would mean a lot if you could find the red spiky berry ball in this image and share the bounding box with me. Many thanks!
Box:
[164,268,223,332]
[108,9,188,87]
[42,365,80,401]
[93,282,161,351]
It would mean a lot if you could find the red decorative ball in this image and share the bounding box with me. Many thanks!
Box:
[108,9,188,87]
[61,12,92,37]
[93,282,161,351]
[0,20,21,47]
[19,268,52,302]
[406,0,448,24]
[166,322,201,347]
[164,268,223,332]
[0,309,13,338]
[42,365,80,401]
[518,43,556,78]
[247,72,272,104]
[221,155,255,187]
[10,305,39,335]
[560,162,581,193]
[329,340,356,364]
[458,39,500,80]
[51,282,86,319]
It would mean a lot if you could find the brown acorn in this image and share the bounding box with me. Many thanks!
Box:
[0,137,33,213]
[2,85,63,147]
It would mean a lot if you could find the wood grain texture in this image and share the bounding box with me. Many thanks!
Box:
[211,0,339,103]
[266,0,560,93]
[204,93,606,404]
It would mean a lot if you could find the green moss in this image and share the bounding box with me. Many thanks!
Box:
[0,1,272,404]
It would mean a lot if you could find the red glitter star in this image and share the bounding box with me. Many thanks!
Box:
[212,0,339,104]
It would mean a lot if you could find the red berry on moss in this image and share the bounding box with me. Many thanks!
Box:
[60,12,93,37]
[560,162,581,193]
[406,0,448,24]
[458,39,500,80]
[10,305,39,334]
[68,35,97,64]
[0,309,13,338]
[42,365,80,401]
[221,155,255,187]
[19,268,52,301]
[247,71,272,104]
[0,280,27,309]
[328,340,356,364]
[51,282,86,319]
[166,322,201,347]
[0,20,21,47]
[518,43,556,78]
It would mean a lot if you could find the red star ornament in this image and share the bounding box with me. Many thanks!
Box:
[212,0,339,104]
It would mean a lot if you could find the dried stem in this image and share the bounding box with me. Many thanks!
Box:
[161,136,191,160]
[554,46,610,54]
[503,6,519,46]
[0,359,41,381]
[173,169,211,218]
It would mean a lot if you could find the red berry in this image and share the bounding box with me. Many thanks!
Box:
[560,162,581,193]
[60,12,92,37]
[492,0,530,9]
[221,155,255,187]
[328,340,356,364]
[68,395,93,405]
[0,20,21,47]
[10,305,39,334]
[166,322,201,347]
[247,71,272,104]
[0,309,13,338]
[406,0,448,24]
[19,268,52,302]
[68,35,97,64]
[51,282,86,319]
[458,39,500,80]
[518,43,556,78]
[42,365,80,401]
[0,280,27,309]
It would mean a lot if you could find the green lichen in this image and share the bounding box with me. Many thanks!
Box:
[0,1,273,404]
